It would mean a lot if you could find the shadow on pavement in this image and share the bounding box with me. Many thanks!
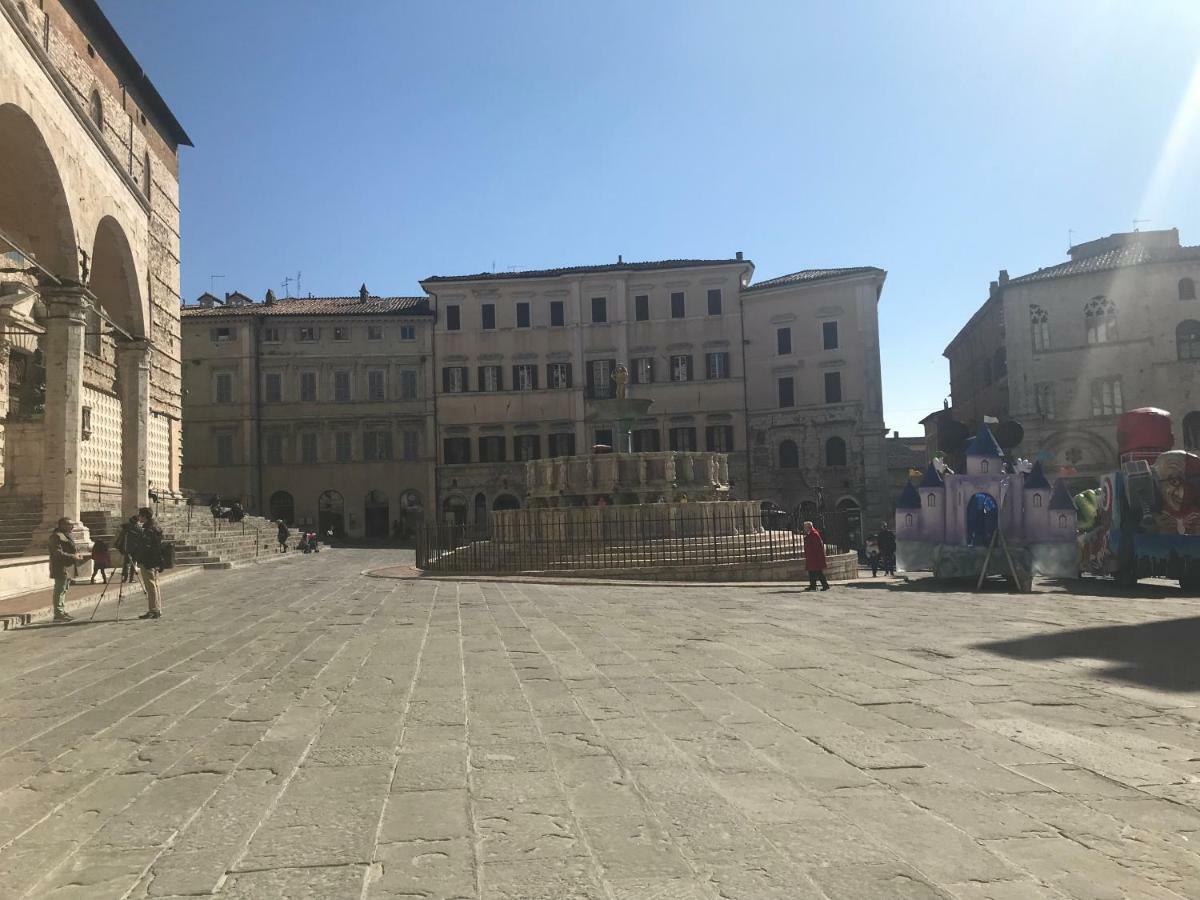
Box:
[974,615,1200,692]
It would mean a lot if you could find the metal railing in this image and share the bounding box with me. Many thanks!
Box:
[417,507,841,575]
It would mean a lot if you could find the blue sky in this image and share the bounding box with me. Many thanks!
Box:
[105,0,1200,434]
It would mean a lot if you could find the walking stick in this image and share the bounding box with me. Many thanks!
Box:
[88,569,114,621]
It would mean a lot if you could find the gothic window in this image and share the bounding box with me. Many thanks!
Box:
[1181,278,1197,301]
[1085,296,1117,344]
[1030,305,1050,352]
[778,439,799,469]
[926,493,937,508]
[1033,493,1043,507]
[981,459,990,473]
[905,513,913,526]
[1178,320,1200,361]
[1058,514,1068,527]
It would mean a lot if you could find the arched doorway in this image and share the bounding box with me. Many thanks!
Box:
[966,492,998,547]
[364,489,389,540]
[269,490,295,525]
[318,490,345,539]
[442,495,467,526]
[492,494,520,511]
[473,492,487,526]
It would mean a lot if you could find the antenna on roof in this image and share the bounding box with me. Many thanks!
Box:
[1067,229,1074,250]
[296,270,302,297]
[282,275,293,298]
[209,274,225,293]
[1133,218,1150,231]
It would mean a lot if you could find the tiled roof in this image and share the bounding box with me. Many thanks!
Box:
[1008,242,1200,286]
[743,267,884,293]
[422,258,750,284]
[896,482,922,510]
[181,296,432,318]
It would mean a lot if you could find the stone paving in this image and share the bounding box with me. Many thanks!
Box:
[2,552,1200,898]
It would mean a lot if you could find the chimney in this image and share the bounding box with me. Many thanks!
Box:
[617,254,623,264]
[736,251,743,261]
[893,430,899,439]
[989,280,1000,300]
[359,283,369,303]
[264,289,276,306]
[998,269,1009,285]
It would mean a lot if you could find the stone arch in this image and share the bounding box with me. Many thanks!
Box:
[824,436,847,466]
[0,103,79,281]
[779,439,799,469]
[88,215,145,337]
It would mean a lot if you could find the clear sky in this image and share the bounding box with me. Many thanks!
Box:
[104,0,1200,435]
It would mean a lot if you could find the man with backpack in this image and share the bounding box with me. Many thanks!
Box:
[127,506,168,620]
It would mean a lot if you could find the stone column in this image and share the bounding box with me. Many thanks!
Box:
[118,339,151,515]
[38,286,91,561]
[0,339,9,487]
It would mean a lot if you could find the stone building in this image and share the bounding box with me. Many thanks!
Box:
[0,0,189,566]
[179,289,436,539]
[741,267,889,540]
[946,229,1200,483]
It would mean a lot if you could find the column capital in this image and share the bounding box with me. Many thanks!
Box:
[40,283,92,320]
[116,337,153,360]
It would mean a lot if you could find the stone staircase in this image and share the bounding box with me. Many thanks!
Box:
[154,505,283,569]
[0,495,42,559]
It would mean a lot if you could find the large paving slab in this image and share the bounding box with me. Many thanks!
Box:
[1,552,1200,897]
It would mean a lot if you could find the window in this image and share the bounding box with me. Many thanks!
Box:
[1085,296,1117,344]
[335,431,352,462]
[479,436,506,462]
[1178,320,1200,360]
[514,434,540,461]
[368,369,385,401]
[89,89,103,129]
[365,430,393,460]
[299,371,317,402]
[1091,377,1123,416]
[263,326,281,343]
[550,300,565,326]
[334,370,352,402]
[516,302,531,328]
[211,326,235,343]
[446,305,461,331]
[264,373,282,403]
[402,430,420,461]
[670,355,693,383]
[298,326,318,342]
[513,364,538,391]
[1033,493,1043,508]
[594,428,614,449]
[707,289,722,316]
[143,150,152,196]
[588,358,615,398]
[635,294,649,321]
[1181,278,1197,301]
[669,427,697,451]
[215,433,234,466]
[443,437,471,464]
[482,304,496,330]
[368,324,384,340]
[591,297,607,323]
[926,493,937,507]
[825,436,847,466]
[778,376,795,408]
[777,327,792,355]
[333,327,349,341]
[1034,382,1056,418]
[779,440,799,469]
[822,321,839,350]
[705,352,730,379]
[548,363,572,389]
[1030,305,1050,352]
[443,367,467,393]
[548,433,576,457]
[400,370,418,400]
[300,432,318,463]
[633,357,654,384]
[670,291,685,319]
[214,373,233,404]
[400,324,416,340]
[905,513,914,526]
[479,365,502,392]
[824,371,842,403]
[632,428,660,452]
[265,433,283,465]
[706,425,734,452]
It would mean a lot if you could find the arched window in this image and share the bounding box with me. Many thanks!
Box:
[143,150,152,197]
[1030,305,1050,352]
[1183,412,1200,451]
[825,436,847,466]
[1178,321,1200,361]
[89,89,103,130]
[269,490,295,524]
[1058,514,1068,528]
[1181,278,1197,301]
[905,513,914,526]
[779,439,799,469]
[1032,493,1043,507]
[926,493,937,508]
[981,459,990,473]
[1085,296,1117,344]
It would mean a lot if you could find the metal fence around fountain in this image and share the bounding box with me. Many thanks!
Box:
[415,507,844,575]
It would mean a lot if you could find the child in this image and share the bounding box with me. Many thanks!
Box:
[90,538,111,584]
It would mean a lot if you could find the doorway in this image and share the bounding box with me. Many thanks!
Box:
[364,489,389,540]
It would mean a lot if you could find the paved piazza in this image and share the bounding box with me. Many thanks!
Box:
[3,552,1200,898]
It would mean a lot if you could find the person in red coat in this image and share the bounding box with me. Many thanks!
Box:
[802,521,830,591]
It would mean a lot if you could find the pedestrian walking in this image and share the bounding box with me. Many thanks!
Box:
[877,522,897,576]
[866,535,881,577]
[802,521,830,591]
[48,518,87,622]
[89,538,111,585]
[276,520,289,553]
[128,507,166,620]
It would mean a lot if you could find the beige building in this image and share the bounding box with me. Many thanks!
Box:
[1,0,188,562]
[180,288,436,539]
[741,267,889,539]
[946,229,1200,482]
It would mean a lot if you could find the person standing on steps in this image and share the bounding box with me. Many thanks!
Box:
[127,507,165,620]
[48,518,88,622]
[802,521,830,591]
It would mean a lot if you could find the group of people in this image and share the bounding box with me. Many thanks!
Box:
[865,523,897,577]
[209,495,244,524]
[48,506,166,623]
[800,520,898,588]
[275,520,321,554]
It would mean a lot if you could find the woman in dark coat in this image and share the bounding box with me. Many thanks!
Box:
[802,521,830,591]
